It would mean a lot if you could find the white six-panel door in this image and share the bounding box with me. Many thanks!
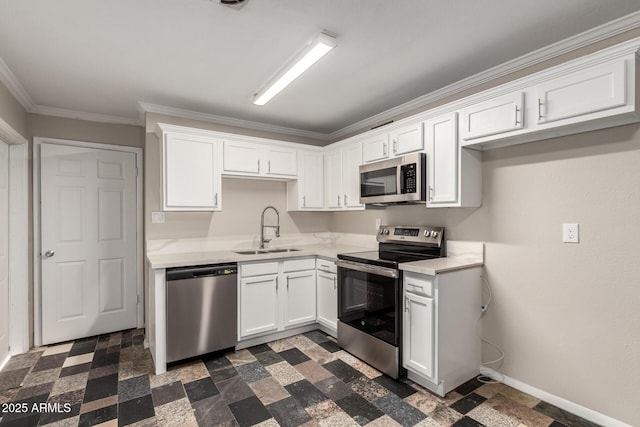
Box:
[40,143,138,345]
[0,141,9,364]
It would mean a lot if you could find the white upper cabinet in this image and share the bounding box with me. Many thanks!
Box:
[323,142,364,210]
[362,122,423,163]
[223,140,297,178]
[425,113,458,206]
[536,59,627,124]
[161,128,222,211]
[391,122,424,155]
[362,133,389,163]
[287,150,324,211]
[324,148,343,209]
[461,91,524,141]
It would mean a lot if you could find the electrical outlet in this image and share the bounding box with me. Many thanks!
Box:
[151,212,165,224]
[563,223,579,243]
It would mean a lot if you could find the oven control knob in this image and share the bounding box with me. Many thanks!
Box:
[379,229,384,235]
[384,229,390,235]
[423,230,430,237]
[431,231,438,238]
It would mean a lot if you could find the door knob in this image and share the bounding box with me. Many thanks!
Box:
[44,250,55,258]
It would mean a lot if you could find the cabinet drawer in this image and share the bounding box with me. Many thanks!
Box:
[404,272,434,297]
[316,259,337,273]
[240,261,278,277]
[283,258,316,273]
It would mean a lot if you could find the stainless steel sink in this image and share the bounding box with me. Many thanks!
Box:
[234,250,267,255]
[263,248,301,253]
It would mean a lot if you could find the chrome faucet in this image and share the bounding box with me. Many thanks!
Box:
[260,206,280,249]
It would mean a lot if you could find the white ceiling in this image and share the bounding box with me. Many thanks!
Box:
[2,0,640,139]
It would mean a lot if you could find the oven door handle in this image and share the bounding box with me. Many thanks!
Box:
[335,260,399,278]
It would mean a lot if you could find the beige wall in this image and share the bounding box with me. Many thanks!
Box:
[332,123,640,425]
[144,114,331,241]
[0,79,27,138]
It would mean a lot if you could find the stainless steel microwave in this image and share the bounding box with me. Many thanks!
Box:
[359,152,426,205]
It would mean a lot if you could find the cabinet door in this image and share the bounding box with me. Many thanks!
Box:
[300,151,324,208]
[462,92,524,140]
[537,59,626,124]
[316,271,337,330]
[223,141,261,175]
[342,142,364,208]
[391,123,424,155]
[164,133,220,211]
[265,146,297,176]
[426,113,458,206]
[403,292,435,379]
[283,270,316,328]
[324,149,343,209]
[240,275,279,338]
[362,134,389,163]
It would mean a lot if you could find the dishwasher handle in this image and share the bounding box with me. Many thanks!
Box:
[166,264,237,281]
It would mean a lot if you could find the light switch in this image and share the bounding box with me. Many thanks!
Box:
[152,212,165,224]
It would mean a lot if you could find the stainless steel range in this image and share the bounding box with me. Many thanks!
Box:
[336,225,445,379]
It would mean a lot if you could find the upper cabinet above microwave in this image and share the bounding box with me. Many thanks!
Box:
[362,122,424,163]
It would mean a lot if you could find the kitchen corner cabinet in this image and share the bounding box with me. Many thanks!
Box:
[239,258,316,340]
[324,141,364,210]
[223,140,297,178]
[316,259,337,336]
[402,268,482,396]
[286,150,324,211]
[461,91,524,141]
[425,112,481,208]
[362,122,423,163]
[162,130,222,211]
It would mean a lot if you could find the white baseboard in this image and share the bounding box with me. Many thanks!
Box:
[480,367,632,427]
[0,353,10,371]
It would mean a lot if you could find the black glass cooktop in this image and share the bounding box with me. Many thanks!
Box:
[338,245,444,268]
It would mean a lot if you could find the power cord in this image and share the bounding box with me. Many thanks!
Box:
[477,275,505,384]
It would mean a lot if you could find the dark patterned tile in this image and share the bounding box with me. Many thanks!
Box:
[31,353,67,373]
[78,404,117,426]
[83,373,118,403]
[229,395,272,427]
[183,377,219,403]
[322,359,363,384]
[133,335,144,346]
[266,396,313,427]
[374,375,417,398]
[117,394,155,426]
[452,416,486,426]
[318,340,341,353]
[2,352,42,371]
[236,361,270,383]
[151,381,185,407]
[0,368,29,392]
[336,393,384,425]
[14,382,54,400]
[455,377,484,396]
[278,348,311,366]
[68,341,97,357]
[39,392,82,426]
[534,401,600,427]
[0,412,41,426]
[211,366,238,383]
[60,362,92,378]
[451,393,486,415]
[315,376,353,401]
[254,349,284,367]
[118,375,151,402]
[549,421,569,427]
[303,330,330,344]
[216,375,254,404]
[373,393,427,426]
[348,376,389,401]
[192,394,235,426]
[284,379,327,408]
[0,393,48,424]
[204,354,232,372]
[88,363,119,380]
[91,348,120,369]
[247,344,272,355]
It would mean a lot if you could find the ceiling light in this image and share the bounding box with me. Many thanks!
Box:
[253,32,336,106]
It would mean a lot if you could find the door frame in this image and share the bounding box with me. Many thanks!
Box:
[33,137,143,346]
[0,118,29,359]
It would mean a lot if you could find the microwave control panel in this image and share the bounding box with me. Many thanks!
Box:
[401,164,417,194]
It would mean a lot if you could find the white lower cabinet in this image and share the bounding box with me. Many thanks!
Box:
[402,268,482,396]
[316,259,337,336]
[239,258,316,340]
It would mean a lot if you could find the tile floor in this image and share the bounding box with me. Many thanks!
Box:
[0,329,600,427]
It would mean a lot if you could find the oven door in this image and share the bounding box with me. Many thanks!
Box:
[336,260,401,346]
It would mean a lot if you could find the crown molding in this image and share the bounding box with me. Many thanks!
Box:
[0,117,28,145]
[138,102,331,140]
[0,57,34,111]
[328,10,640,140]
[30,105,142,127]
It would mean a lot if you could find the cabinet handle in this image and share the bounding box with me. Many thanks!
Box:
[303,195,306,207]
[429,186,434,201]
[515,106,520,125]
[343,194,347,206]
[214,193,218,207]
[258,159,261,172]
[537,98,544,121]
[405,296,409,312]
[268,160,271,173]
[337,194,341,206]
[393,139,398,153]
[286,276,290,290]
[333,276,336,290]
[383,143,387,156]
[275,276,278,291]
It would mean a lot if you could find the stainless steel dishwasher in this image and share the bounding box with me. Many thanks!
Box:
[166,263,237,363]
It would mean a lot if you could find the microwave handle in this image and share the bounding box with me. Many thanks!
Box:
[398,165,405,194]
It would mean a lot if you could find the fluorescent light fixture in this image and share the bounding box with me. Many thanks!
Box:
[253,32,336,106]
